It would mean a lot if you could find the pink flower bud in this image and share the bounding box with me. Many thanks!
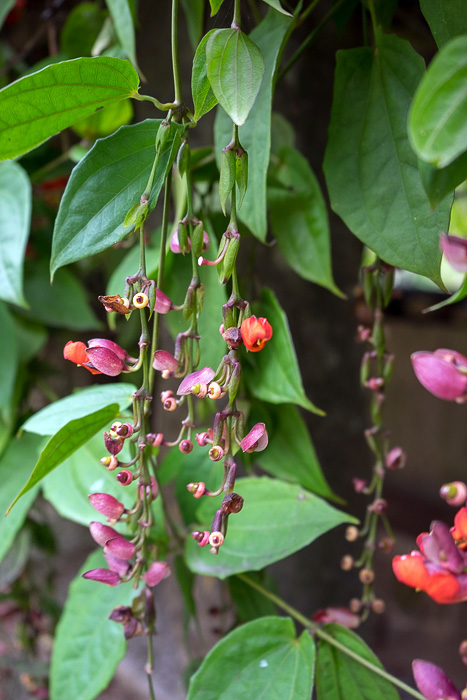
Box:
[104,553,131,576]
[154,289,173,314]
[116,469,134,486]
[103,536,136,560]
[441,233,467,273]
[177,367,215,395]
[153,350,179,374]
[86,338,131,376]
[179,439,193,454]
[142,561,171,587]
[411,349,467,402]
[88,493,125,520]
[89,521,120,547]
[312,607,360,629]
[412,660,461,700]
[103,431,125,456]
[82,569,121,586]
[240,423,268,453]
[440,482,467,507]
[192,530,210,546]
[385,446,406,470]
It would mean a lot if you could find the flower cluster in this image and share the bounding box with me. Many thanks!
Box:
[392,507,467,603]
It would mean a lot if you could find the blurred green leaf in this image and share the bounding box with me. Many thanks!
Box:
[71,99,133,139]
[60,3,107,58]
[0,57,139,161]
[0,0,15,30]
[0,160,31,307]
[418,152,467,208]
[106,0,141,73]
[50,549,137,700]
[0,302,18,422]
[316,624,400,700]
[181,0,204,50]
[324,29,448,286]
[420,0,467,48]
[206,29,264,126]
[187,617,315,700]
[22,383,135,436]
[409,35,467,168]
[185,477,356,578]
[262,0,292,15]
[244,288,324,414]
[0,433,43,563]
[228,572,277,623]
[209,0,224,16]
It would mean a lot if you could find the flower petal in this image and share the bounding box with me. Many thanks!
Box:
[240,423,268,452]
[82,568,121,586]
[411,351,467,401]
[177,367,215,395]
[142,561,171,587]
[441,233,467,274]
[413,659,461,700]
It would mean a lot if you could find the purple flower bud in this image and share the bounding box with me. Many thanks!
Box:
[154,289,173,314]
[441,233,467,273]
[89,521,120,547]
[170,229,185,254]
[153,350,179,374]
[385,446,406,470]
[82,568,121,586]
[411,349,467,402]
[103,431,125,455]
[177,367,215,395]
[104,553,131,576]
[412,660,461,700]
[103,536,136,560]
[440,481,467,507]
[312,607,360,629]
[142,561,171,587]
[88,493,125,520]
[86,341,126,376]
[240,423,268,453]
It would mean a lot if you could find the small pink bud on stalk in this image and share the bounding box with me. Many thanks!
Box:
[240,423,268,453]
[88,493,125,521]
[312,607,360,629]
[440,481,467,507]
[116,469,134,485]
[187,482,206,498]
[411,349,467,402]
[192,530,210,547]
[385,446,406,470]
[82,569,121,586]
[104,536,136,560]
[142,561,171,587]
[412,659,461,700]
[179,439,193,454]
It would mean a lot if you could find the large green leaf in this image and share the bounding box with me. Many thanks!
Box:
[206,28,264,126]
[187,617,315,700]
[269,146,342,296]
[409,35,467,169]
[43,432,136,526]
[192,30,218,121]
[316,624,400,700]
[214,11,292,241]
[420,0,467,48]
[18,261,102,330]
[0,57,139,160]
[0,160,31,307]
[324,29,449,286]
[262,0,292,16]
[50,549,136,700]
[253,402,340,501]
[8,405,119,513]
[0,434,43,563]
[418,152,467,208]
[243,288,323,414]
[106,0,139,71]
[185,477,356,578]
[51,120,180,277]
[181,0,204,50]
[0,303,18,423]
[22,383,135,436]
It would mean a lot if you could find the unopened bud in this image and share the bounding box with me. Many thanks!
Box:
[370,498,388,515]
[378,536,394,553]
[440,481,467,507]
[371,599,385,614]
[192,530,210,547]
[359,568,375,584]
[385,446,406,470]
[187,482,206,498]
[349,598,362,613]
[208,531,224,548]
[345,526,359,542]
[146,432,164,447]
[195,431,212,447]
[179,439,193,454]
[341,555,354,571]
[352,478,368,494]
[207,381,223,399]
[116,469,134,486]
[163,397,177,412]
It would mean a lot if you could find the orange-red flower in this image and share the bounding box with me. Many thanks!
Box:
[392,514,467,604]
[240,316,272,353]
[64,339,136,376]
[63,341,102,375]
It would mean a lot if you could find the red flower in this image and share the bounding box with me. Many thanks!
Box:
[240,316,273,353]
[392,514,467,603]
[63,341,102,375]
[64,338,135,376]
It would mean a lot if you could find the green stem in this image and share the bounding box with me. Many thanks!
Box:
[139,226,146,275]
[237,574,426,700]
[277,0,347,83]
[143,153,160,200]
[367,0,378,37]
[133,93,176,112]
[171,0,182,104]
[233,0,241,27]
[148,171,173,393]
[298,0,322,27]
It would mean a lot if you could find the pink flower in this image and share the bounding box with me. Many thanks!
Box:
[312,607,360,629]
[154,289,173,314]
[412,659,461,700]
[103,537,136,560]
[177,367,215,395]
[89,521,120,547]
[170,228,209,254]
[441,233,467,273]
[153,350,179,374]
[82,569,121,586]
[64,338,136,376]
[240,423,268,453]
[88,493,124,521]
[142,561,171,587]
[411,349,467,402]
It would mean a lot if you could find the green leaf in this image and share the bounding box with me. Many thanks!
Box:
[206,28,265,126]
[18,261,102,331]
[51,120,181,276]
[209,0,224,16]
[8,405,120,513]
[409,35,467,169]
[219,147,236,214]
[424,274,467,312]
[0,160,31,307]
[50,549,136,700]
[0,57,139,161]
[316,624,400,700]
[420,0,467,48]
[106,0,140,73]
[0,434,43,563]
[253,403,341,501]
[12,316,47,365]
[324,29,449,286]
[0,0,16,30]
[418,152,467,208]
[262,0,292,15]
[60,2,107,58]
[214,11,292,240]
[71,99,134,139]
[269,146,343,297]
[192,30,218,121]
[185,477,356,578]
[0,302,18,423]
[22,383,135,436]
[43,432,136,526]
[181,0,204,50]
[244,288,324,414]
[228,572,278,623]
[187,617,315,700]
